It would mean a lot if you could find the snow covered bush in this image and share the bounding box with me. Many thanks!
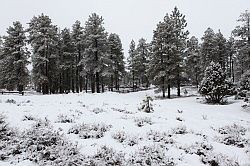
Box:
[22,114,36,121]
[112,131,127,143]
[201,152,239,166]
[139,96,154,113]
[239,70,250,92]
[56,114,75,123]
[126,136,139,146]
[199,62,234,104]
[172,125,188,135]
[215,124,248,148]
[0,114,19,161]
[5,99,16,104]
[181,141,213,156]
[86,146,125,165]
[147,130,174,145]
[91,108,105,114]
[127,145,176,166]
[112,108,133,114]
[19,119,85,166]
[68,123,112,139]
[112,131,140,146]
[134,117,153,127]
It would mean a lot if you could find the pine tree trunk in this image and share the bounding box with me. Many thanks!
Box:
[110,75,114,91]
[91,74,95,93]
[71,66,75,93]
[101,77,104,93]
[162,77,165,98]
[167,84,171,99]
[115,72,118,90]
[96,72,100,93]
[79,76,83,92]
[132,70,135,92]
[85,75,88,93]
[76,68,79,93]
[177,73,181,97]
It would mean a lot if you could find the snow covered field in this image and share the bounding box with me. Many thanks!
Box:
[0,88,250,166]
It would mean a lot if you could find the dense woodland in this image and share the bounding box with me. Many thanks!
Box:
[0,7,249,99]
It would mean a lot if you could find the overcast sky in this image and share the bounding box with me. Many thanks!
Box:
[0,0,249,57]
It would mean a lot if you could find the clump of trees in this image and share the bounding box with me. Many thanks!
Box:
[0,8,249,98]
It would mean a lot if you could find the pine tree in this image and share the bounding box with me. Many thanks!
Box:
[185,36,202,87]
[28,14,58,94]
[239,70,250,91]
[108,33,125,91]
[59,28,75,93]
[148,14,174,98]
[199,62,234,104]
[201,28,217,71]
[226,37,236,82]
[214,30,228,69]
[233,10,250,79]
[0,21,30,91]
[81,13,109,93]
[0,36,3,88]
[127,40,137,91]
[139,96,154,113]
[72,20,84,93]
[134,38,150,87]
[170,7,189,96]
[149,7,188,98]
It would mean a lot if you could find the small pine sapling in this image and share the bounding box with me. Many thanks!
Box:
[139,96,154,113]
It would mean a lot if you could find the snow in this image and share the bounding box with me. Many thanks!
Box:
[0,87,250,165]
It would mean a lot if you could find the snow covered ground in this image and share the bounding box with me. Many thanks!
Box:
[0,87,250,165]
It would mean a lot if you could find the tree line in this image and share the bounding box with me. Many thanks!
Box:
[0,8,249,97]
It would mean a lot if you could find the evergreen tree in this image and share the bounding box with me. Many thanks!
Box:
[239,69,250,91]
[127,40,137,91]
[139,96,154,113]
[214,30,228,69]
[72,20,84,93]
[59,28,75,93]
[28,14,58,94]
[0,36,3,88]
[81,13,109,93]
[148,14,174,98]
[199,62,234,104]
[134,38,150,87]
[233,10,250,79]
[200,28,216,71]
[226,37,236,81]
[108,33,125,91]
[185,36,202,87]
[0,21,29,91]
[149,7,188,98]
[170,7,189,96]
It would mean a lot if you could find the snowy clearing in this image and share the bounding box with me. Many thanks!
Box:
[0,88,250,166]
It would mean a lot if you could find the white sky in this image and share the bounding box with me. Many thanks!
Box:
[0,0,249,57]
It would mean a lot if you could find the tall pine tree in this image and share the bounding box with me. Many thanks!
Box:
[185,36,202,87]
[28,14,58,94]
[81,13,109,93]
[108,33,125,91]
[72,20,84,93]
[0,21,29,91]
[127,40,137,91]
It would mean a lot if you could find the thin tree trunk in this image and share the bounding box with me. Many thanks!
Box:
[162,77,165,98]
[167,84,171,99]
[111,75,114,91]
[96,72,100,93]
[91,74,95,93]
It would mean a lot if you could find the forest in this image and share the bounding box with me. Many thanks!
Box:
[0,7,249,101]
